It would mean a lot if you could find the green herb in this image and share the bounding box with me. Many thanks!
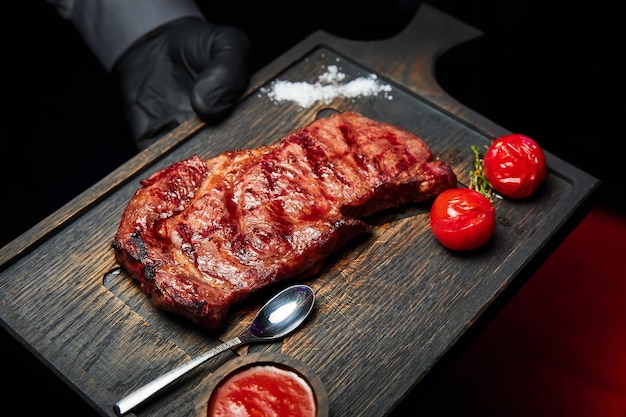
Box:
[469,145,494,202]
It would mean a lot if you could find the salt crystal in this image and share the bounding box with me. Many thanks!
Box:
[317,64,346,83]
[260,64,392,107]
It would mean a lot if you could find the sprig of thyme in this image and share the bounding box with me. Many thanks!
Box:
[469,145,494,202]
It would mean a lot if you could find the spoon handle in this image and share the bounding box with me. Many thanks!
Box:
[114,336,243,416]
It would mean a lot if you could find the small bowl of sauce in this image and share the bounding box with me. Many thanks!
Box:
[205,352,328,417]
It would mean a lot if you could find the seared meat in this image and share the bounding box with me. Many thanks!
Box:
[113,112,457,331]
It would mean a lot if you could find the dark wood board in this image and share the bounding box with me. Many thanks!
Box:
[0,5,599,417]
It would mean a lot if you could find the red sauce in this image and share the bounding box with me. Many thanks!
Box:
[208,365,317,417]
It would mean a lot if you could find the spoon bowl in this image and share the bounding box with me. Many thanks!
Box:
[114,284,315,416]
[248,285,315,339]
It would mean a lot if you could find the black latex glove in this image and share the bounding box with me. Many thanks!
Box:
[112,17,251,150]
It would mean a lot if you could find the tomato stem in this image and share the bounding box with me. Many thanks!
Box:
[469,145,494,202]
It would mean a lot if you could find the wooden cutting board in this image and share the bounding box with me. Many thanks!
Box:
[0,5,599,417]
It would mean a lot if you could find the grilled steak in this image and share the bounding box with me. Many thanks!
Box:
[113,112,457,331]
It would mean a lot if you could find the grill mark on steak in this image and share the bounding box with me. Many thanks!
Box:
[113,112,457,331]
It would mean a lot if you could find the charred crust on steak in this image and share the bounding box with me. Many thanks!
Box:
[113,112,457,331]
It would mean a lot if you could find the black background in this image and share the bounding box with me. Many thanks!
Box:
[2,1,623,415]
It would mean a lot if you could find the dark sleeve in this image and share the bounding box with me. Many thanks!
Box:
[46,0,205,71]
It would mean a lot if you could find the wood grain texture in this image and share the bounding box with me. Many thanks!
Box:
[0,4,599,417]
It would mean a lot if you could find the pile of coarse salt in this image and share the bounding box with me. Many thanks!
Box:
[260,65,392,108]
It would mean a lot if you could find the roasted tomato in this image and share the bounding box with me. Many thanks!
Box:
[483,133,547,199]
[430,188,496,251]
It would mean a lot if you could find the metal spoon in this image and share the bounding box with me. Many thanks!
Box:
[114,284,316,416]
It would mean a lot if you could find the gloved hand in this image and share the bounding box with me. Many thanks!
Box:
[112,17,251,150]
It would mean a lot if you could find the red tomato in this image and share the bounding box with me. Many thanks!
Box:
[483,133,547,199]
[430,188,496,251]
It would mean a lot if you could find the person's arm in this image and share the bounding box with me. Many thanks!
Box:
[47,0,205,71]
[47,0,251,150]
